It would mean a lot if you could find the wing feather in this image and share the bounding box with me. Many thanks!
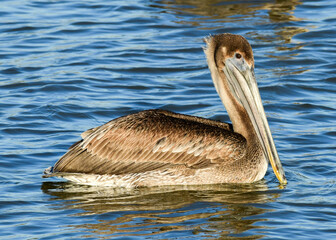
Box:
[53,110,246,175]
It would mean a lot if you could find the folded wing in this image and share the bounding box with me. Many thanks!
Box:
[52,110,247,175]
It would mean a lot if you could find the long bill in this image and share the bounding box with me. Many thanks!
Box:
[222,58,287,185]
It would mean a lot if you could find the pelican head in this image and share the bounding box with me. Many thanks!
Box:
[204,33,287,185]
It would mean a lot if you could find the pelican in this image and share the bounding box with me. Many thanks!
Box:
[43,33,287,187]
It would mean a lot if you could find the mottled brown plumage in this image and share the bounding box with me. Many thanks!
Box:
[53,109,247,174]
[43,33,286,187]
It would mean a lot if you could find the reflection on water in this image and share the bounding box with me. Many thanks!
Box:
[160,0,302,23]
[42,181,279,238]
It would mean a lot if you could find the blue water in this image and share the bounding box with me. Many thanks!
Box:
[1,0,335,239]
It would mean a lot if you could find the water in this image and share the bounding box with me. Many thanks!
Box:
[0,0,335,239]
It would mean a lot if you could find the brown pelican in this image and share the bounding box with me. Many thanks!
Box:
[43,33,287,187]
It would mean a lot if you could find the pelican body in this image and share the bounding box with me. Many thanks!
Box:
[43,33,286,187]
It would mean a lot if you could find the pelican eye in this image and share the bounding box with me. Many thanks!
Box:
[235,53,242,59]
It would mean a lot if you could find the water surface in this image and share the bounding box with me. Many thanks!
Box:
[0,0,335,239]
